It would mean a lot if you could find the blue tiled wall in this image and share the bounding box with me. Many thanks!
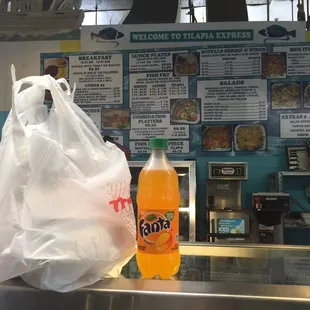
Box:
[0,112,9,134]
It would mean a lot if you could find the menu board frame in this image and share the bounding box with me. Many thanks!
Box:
[41,39,310,158]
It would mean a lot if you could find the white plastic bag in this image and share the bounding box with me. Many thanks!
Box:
[0,67,136,292]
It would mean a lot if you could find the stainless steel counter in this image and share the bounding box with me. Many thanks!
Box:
[3,243,310,309]
[1,278,310,310]
[123,242,310,284]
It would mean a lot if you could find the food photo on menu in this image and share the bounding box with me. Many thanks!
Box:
[262,52,287,79]
[271,82,301,110]
[172,52,200,76]
[303,82,310,108]
[44,57,69,80]
[170,98,201,124]
[102,109,130,130]
[44,57,70,102]
[202,125,232,152]
[234,124,267,151]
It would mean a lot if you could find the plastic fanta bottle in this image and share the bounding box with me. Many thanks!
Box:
[136,138,180,279]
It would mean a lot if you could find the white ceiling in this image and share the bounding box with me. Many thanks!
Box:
[81,0,206,11]
[81,0,292,12]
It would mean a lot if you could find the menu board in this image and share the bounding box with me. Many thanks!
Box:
[81,107,102,129]
[280,113,310,138]
[130,114,189,140]
[130,72,188,112]
[199,47,266,78]
[273,45,310,76]
[130,140,190,154]
[44,55,123,105]
[41,40,310,158]
[198,79,267,121]
[129,51,182,72]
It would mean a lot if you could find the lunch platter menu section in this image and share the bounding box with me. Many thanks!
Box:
[198,79,267,122]
[127,50,196,154]
[129,51,175,72]
[41,40,310,157]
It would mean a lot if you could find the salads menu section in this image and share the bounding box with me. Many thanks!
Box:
[41,40,310,157]
[198,79,267,122]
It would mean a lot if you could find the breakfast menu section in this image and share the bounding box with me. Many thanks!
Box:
[44,54,123,105]
[41,40,310,157]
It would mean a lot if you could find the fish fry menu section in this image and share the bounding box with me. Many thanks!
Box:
[41,41,310,157]
[130,72,188,112]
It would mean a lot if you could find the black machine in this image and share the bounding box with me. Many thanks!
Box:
[253,193,290,244]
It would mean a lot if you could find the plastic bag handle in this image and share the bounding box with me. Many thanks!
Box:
[11,74,75,137]
[56,78,76,100]
[12,75,71,114]
[11,65,16,83]
[11,75,91,148]
[72,82,76,99]
[12,75,58,130]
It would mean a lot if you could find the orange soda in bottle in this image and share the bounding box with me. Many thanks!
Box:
[136,138,180,279]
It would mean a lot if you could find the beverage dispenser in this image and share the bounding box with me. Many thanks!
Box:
[206,162,252,243]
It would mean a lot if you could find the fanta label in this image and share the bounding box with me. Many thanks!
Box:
[137,210,179,254]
